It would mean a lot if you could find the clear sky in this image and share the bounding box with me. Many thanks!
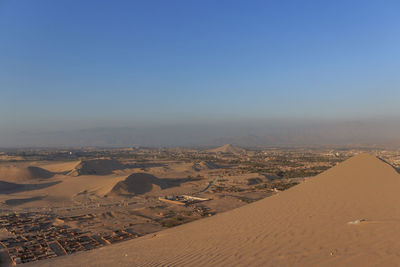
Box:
[1,0,400,134]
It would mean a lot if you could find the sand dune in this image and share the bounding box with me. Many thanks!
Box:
[107,173,166,196]
[106,173,198,197]
[31,154,400,266]
[68,159,125,176]
[0,169,198,208]
[0,159,210,208]
[0,165,54,182]
[38,161,80,173]
[208,144,246,154]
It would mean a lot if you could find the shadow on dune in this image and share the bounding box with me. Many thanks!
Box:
[68,159,167,176]
[68,159,125,176]
[5,196,46,206]
[0,165,55,182]
[0,180,61,194]
[125,163,167,169]
[108,173,201,197]
[377,157,400,174]
[26,166,55,179]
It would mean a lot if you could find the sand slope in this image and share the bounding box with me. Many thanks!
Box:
[68,159,125,176]
[0,165,54,182]
[107,173,166,196]
[29,154,400,266]
[38,161,80,173]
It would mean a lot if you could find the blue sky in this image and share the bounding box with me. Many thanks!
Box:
[1,0,400,133]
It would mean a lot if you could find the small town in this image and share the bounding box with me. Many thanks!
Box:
[0,212,139,265]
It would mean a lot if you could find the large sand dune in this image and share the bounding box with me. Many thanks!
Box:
[107,173,200,197]
[68,159,125,176]
[107,173,166,196]
[38,161,80,173]
[0,165,54,182]
[30,154,400,266]
[0,161,202,207]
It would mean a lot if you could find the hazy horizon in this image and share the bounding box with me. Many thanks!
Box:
[1,1,400,147]
[1,118,400,148]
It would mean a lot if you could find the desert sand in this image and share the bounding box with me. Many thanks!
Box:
[0,158,218,209]
[0,165,54,183]
[26,153,400,266]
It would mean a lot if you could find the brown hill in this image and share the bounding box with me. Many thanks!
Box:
[0,165,54,182]
[208,144,246,154]
[29,154,400,266]
[68,159,125,176]
[107,173,167,196]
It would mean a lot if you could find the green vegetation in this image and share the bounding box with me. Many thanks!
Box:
[277,166,331,178]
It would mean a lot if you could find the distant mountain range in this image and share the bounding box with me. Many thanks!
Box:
[1,119,400,148]
[208,144,246,154]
